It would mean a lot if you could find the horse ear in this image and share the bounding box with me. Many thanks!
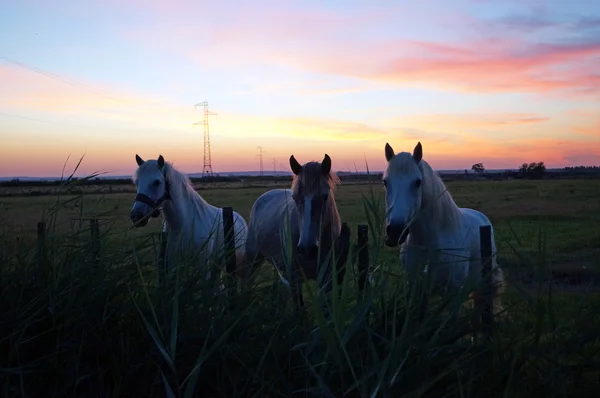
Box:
[157,155,165,168]
[385,143,395,162]
[413,142,423,163]
[289,155,302,175]
[135,154,145,166]
[321,154,331,175]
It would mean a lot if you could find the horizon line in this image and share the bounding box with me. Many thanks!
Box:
[0,167,580,182]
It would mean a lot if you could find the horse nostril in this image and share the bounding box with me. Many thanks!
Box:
[387,222,406,236]
[386,224,398,237]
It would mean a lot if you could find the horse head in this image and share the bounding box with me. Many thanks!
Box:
[289,153,340,264]
[130,154,171,227]
[382,141,424,247]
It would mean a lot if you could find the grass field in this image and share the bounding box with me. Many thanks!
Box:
[1,177,600,396]
[2,178,599,274]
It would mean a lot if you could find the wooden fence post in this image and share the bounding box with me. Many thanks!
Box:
[37,221,46,273]
[158,231,168,285]
[222,206,236,293]
[90,219,100,266]
[356,224,369,296]
[479,225,494,339]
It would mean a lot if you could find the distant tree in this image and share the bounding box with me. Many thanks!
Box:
[471,163,485,174]
[519,161,547,179]
[565,165,600,172]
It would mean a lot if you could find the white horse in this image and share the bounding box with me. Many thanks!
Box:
[130,154,248,280]
[244,154,348,308]
[382,142,505,315]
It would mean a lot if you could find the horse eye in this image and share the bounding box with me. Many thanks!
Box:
[153,179,161,187]
[415,179,422,188]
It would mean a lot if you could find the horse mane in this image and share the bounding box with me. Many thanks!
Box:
[163,162,211,216]
[290,161,342,232]
[418,159,462,231]
[133,160,210,217]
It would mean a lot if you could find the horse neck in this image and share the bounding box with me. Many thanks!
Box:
[410,180,461,243]
[162,185,214,232]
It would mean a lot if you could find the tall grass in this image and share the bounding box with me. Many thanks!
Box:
[1,180,600,397]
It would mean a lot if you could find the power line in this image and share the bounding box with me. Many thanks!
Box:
[0,112,74,125]
[0,54,194,120]
[0,55,126,104]
[0,111,119,131]
[0,111,194,137]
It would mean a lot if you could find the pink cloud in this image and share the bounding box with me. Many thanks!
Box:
[395,112,551,128]
[394,138,600,171]
[123,6,600,97]
[299,39,600,96]
[507,139,600,166]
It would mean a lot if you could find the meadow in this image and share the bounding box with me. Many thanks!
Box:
[1,177,600,396]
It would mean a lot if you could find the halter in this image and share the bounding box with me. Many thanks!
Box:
[134,175,171,218]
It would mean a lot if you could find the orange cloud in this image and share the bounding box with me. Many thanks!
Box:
[566,109,600,138]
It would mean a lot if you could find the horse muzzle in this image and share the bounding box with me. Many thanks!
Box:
[130,208,160,228]
[130,212,150,227]
[132,193,164,225]
[385,224,409,247]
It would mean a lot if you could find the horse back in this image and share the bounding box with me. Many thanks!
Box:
[459,207,497,250]
[459,207,499,280]
[246,189,299,260]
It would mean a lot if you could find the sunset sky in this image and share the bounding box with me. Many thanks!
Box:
[1,0,599,177]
